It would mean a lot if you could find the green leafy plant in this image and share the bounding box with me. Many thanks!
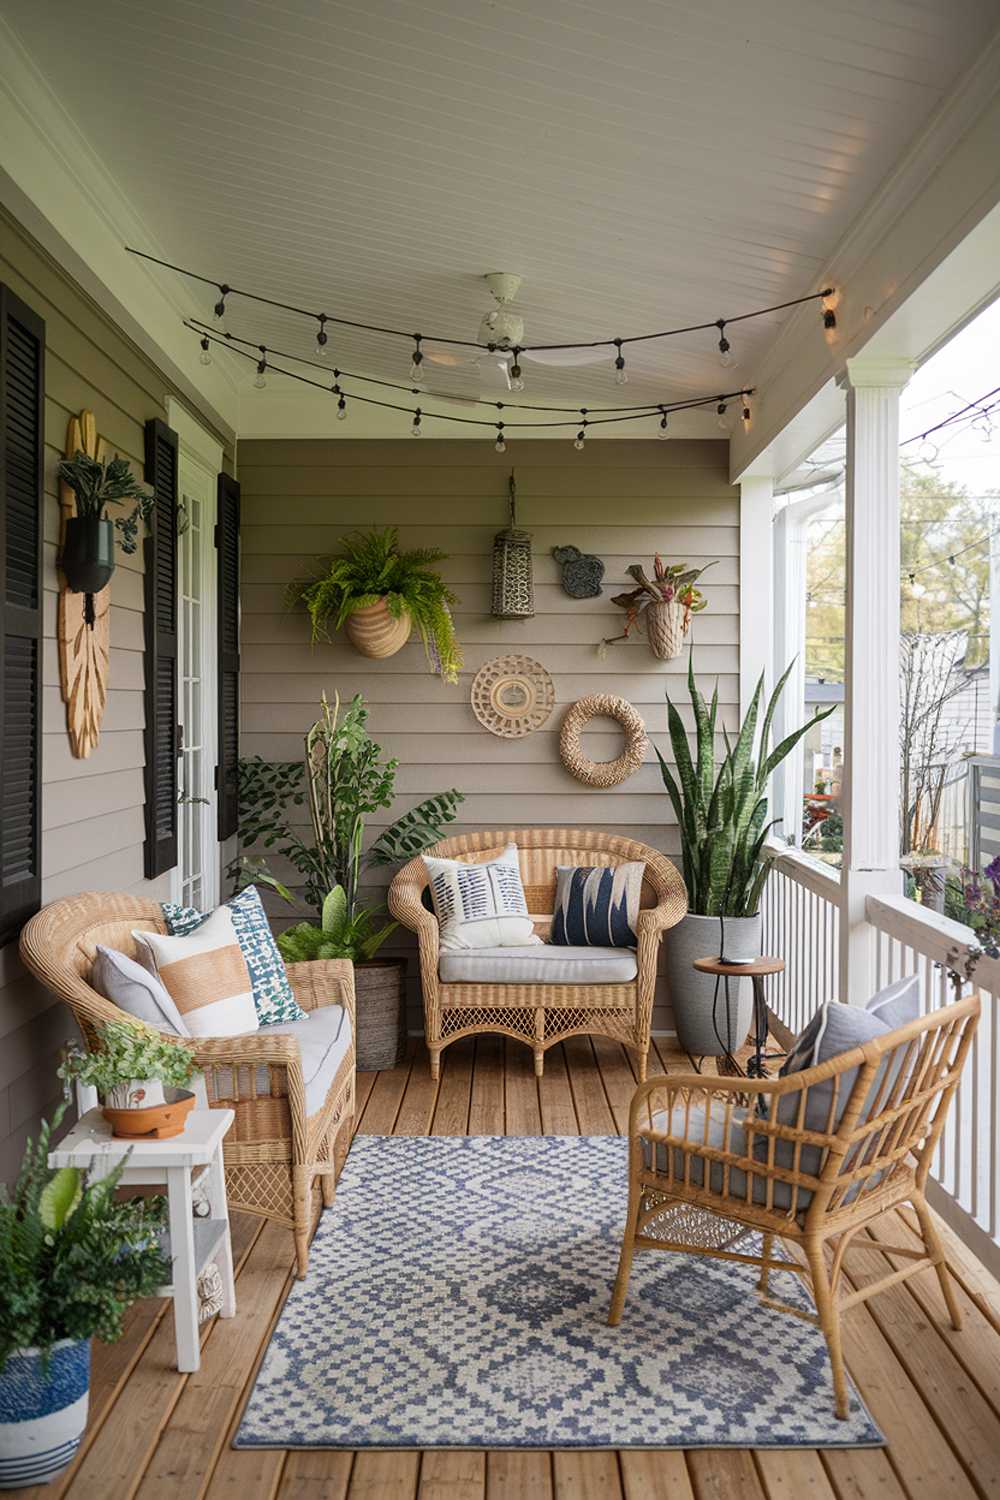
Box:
[0,1109,169,1370]
[58,1021,195,1109]
[288,527,463,683]
[56,451,157,555]
[601,555,714,651]
[237,693,463,961]
[657,658,837,916]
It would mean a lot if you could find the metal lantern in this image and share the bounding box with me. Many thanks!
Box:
[491,472,534,619]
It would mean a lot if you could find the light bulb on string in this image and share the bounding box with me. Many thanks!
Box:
[716,401,729,430]
[613,339,628,385]
[573,425,586,451]
[494,422,507,454]
[254,350,267,389]
[315,316,329,357]
[410,408,423,437]
[657,408,669,439]
[213,284,229,324]
[918,437,939,465]
[334,383,348,421]
[717,320,734,368]
[409,335,424,384]
[741,395,752,432]
[199,337,212,367]
[509,348,525,392]
[911,580,926,598]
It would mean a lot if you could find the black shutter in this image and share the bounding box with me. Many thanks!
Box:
[216,472,240,840]
[143,418,179,878]
[0,286,44,946]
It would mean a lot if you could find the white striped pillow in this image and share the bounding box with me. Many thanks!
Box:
[133,906,258,1038]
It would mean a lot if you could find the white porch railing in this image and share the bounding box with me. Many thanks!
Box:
[761,844,1000,1280]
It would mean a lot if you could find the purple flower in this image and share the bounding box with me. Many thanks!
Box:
[984,855,1000,888]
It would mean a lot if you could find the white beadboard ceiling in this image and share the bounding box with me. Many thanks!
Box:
[5,0,998,417]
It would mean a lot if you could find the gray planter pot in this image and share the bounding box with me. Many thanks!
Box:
[354,958,406,1071]
[665,911,762,1058]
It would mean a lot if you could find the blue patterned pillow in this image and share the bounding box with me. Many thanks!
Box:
[550,863,643,948]
[162,886,306,1025]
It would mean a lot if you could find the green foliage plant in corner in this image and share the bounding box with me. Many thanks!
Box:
[288,526,463,684]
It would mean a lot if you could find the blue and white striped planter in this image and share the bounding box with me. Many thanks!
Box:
[0,1339,90,1488]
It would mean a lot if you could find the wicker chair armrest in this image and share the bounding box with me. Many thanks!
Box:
[635,894,686,938]
[628,1071,785,1136]
[284,959,357,1026]
[190,1032,300,1067]
[388,858,440,963]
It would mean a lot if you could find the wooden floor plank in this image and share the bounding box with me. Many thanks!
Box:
[417,1450,485,1499]
[537,1043,578,1135]
[564,1037,616,1133]
[553,1451,622,1499]
[278,1451,353,1497]
[504,1037,541,1134]
[347,1451,421,1498]
[468,1035,504,1136]
[820,1448,909,1500]
[395,1041,441,1136]
[355,1041,415,1134]
[619,1450,694,1499]
[753,1450,838,1499]
[686,1451,767,1500]
[485,1452,552,1500]
[591,1036,640,1134]
[431,1038,475,1136]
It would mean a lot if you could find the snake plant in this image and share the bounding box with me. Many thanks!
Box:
[657,658,836,916]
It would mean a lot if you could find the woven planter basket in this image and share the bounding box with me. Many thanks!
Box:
[344,598,411,659]
[355,958,407,1070]
[645,600,687,661]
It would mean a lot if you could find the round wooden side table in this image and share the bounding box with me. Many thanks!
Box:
[692,954,785,1078]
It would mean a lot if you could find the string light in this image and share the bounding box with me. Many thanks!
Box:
[509,347,525,392]
[410,408,423,437]
[821,290,838,333]
[315,315,329,357]
[254,349,267,388]
[716,401,729,430]
[574,424,587,450]
[495,422,507,453]
[199,337,211,366]
[613,338,628,385]
[409,335,424,383]
[717,320,734,368]
[334,383,348,420]
[658,407,669,439]
[212,284,229,323]
[741,396,752,432]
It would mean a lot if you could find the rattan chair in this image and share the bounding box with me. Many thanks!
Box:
[20,892,356,1277]
[388,828,687,1081]
[608,992,980,1418]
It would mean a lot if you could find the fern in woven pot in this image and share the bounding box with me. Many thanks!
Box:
[659,659,834,1058]
[236,693,464,1069]
[288,527,462,683]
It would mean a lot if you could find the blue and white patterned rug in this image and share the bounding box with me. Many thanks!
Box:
[235,1136,883,1450]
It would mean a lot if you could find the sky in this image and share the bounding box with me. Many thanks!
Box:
[899,295,1000,500]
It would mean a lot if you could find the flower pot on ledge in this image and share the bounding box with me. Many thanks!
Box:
[60,516,115,594]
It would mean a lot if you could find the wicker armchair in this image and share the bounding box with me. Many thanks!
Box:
[19,892,356,1277]
[608,992,980,1418]
[388,828,686,1081]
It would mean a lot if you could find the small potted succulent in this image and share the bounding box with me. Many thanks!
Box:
[600,555,714,661]
[58,1022,197,1140]
[0,1110,168,1487]
[56,452,156,594]
[288,526,463,683]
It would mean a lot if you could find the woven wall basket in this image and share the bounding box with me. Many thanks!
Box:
[471,654,555,738]
[559,694,648,787]
[344,598,411,659]
[645,600,687,661]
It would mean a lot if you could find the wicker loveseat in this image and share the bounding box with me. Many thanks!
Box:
[19,892,356,1277]
[388,829,687,1080]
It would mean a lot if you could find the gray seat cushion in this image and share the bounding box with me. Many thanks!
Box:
[257,1004,353,1116]
[438,944,638,984]
[641,1102,802,1215]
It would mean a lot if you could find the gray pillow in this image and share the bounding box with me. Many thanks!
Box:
[91,945,190,1037]
[866,973,920,1032]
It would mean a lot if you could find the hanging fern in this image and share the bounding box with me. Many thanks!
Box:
[288,527,463,684]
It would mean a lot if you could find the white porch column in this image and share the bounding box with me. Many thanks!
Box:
[739,476,774,718]
[838,357,913,1003]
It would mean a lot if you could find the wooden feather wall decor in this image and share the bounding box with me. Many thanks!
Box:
[58,410,111,757]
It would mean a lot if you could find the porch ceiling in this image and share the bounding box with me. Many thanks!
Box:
[3,0,998,416]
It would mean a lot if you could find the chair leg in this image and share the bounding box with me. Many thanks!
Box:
[913,1194,963,1331]
[757,1231,775,1294]
[608,1178,643,1327]
[636,1047,647,1084]
[534,1048,544,1077]
[320,1166,337,1208]
[429,1048,441,1081]
[293,1165,313,1279]
[806,1238,849,1421]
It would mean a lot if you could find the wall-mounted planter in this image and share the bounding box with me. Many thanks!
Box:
[645,600,687,661]
[58,411,111,760]
[344,597,411,659]
[60,516,116,595]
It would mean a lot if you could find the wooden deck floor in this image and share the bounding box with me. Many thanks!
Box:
[28,1035,1000,1500]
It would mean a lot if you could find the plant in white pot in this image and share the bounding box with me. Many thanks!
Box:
[658,659,835,1058]
[0,1111,168,1487]
[58,1022,197,1140]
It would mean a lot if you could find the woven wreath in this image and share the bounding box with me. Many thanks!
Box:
[559,694,648,787]
[471,654,555,738]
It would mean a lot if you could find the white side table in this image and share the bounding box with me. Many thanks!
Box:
[48,1107,236,1372]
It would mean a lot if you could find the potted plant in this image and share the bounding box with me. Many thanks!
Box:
[288,527,463,683]
[658,658,835,1057]
[56,452,156,594]
[600,555,714,661]
[237,692,464,1068]
[0,1111,168,1487]
[58,1022,197,1140]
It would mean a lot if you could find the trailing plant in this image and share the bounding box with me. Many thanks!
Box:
[236,693,463,959]
[956,858,1000,958]
[657,657,836,917]
[56,451,156,555]
[288,527,463,683]
[0,1109,169,1370]
[58,1021,195,1109]
[601,555,714,652]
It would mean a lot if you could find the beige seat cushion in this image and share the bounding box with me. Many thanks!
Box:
[439,944,638,985]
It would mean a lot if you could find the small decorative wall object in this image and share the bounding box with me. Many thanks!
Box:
[552,545,604,599]
[559,694,648,788]
[601,555,715,662]
[471,654,554,738]
[58,411,111,758]
[491,472,534,619]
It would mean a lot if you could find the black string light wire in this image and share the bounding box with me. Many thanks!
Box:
[196,324,756,437]
[904,525,1000,586]
[129,245,834,359]
[899,384,1000,448]
[188,319,754,418]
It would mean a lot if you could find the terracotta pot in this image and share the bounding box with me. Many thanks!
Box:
[344,598,411,659]
[645,600,687,661]
[102,1087,195,1140]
